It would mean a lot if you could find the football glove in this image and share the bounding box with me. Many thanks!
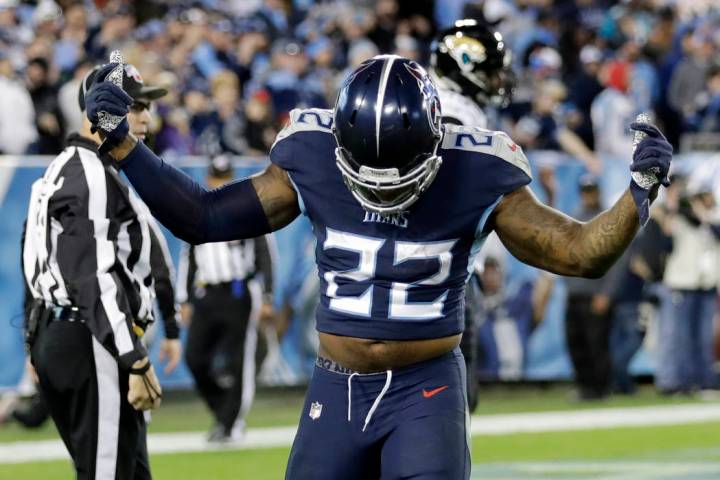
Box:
[85,63,132,155]
[628,122,673,226]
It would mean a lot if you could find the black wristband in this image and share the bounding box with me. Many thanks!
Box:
[129,361,151,375]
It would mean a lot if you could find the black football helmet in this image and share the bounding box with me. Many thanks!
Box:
[333,55,443,214]
[431,19,514,107]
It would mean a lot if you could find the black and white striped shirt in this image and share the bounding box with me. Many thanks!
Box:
[22,134,174,368]
[176,237,274,304]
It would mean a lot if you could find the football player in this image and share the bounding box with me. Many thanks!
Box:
[85,55,672,479]
[430,19,515,410]
[430,19,513,128]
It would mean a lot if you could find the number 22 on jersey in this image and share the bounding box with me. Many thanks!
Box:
[323,228,457,320]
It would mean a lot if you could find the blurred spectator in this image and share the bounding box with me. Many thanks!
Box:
[566,45,604,150]
[668,32,715,121]
[687,64,720,133]
[369,0,400,53]
[58,59,92,135]
[476,256,553,381]
[563,175,612,400]
[264,38,326,120]
[592,61,637,158]
[244,89,277,156]
[253,0,296,41]
[0,52,36,154]
[85,3,136,60]
[657,179,720,394]
[510,79,600,173]
[393,33,419,61]
[605,206,673,394]
[54,2,87,74]
[192,70,248,155]
[621,41,659,115]
[591,60,640,205]
[512,45,563,108]
[26,56,64,154]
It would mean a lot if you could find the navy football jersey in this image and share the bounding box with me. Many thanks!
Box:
[270,108,531,340]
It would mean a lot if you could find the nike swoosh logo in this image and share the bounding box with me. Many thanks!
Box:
[422,386,449,398]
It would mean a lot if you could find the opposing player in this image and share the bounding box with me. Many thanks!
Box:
[430,19,513,128]
[430,19,515,409]
[84,55,672,479]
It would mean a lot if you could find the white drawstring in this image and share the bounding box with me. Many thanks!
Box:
[362,370,392,432]
[347,372,359,422]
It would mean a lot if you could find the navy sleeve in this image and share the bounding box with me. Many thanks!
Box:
[119,141,271,245]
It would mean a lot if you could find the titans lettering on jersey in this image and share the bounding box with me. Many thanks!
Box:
[270,108,531,340]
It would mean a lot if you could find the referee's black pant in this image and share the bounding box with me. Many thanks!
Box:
[185,280,258,433]
[31,315,150,479]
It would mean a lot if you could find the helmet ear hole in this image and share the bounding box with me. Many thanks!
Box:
[350,110,358,126]
[402,113,411,129]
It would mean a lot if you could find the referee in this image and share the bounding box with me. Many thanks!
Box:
[22,63,177,479]
[177,155,274,443]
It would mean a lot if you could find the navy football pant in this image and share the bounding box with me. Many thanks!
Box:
[285,348,471,479]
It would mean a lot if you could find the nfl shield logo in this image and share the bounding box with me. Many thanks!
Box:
[309,402,323,420]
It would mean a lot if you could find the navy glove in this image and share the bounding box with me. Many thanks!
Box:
[85,63,132,154]
[628,122,673,226]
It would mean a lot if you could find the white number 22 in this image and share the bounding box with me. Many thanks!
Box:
[323,228,456,320]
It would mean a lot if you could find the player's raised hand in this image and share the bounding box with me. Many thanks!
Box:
[628,121,673,226]
[629,122,673,188]
[85,63,132,154]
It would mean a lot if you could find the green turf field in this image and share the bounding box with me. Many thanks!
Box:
[1,386,718,479]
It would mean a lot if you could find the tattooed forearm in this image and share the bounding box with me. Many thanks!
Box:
[574,189,639,276]
[252,164,301,230]
[493,187,639,278]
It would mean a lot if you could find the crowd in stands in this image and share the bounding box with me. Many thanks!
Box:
[0,0,718,159]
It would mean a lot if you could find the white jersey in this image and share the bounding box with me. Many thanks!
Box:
[431,73,508,274]
[432,73,488,129]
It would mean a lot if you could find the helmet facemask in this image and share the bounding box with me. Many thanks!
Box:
[334,139,442,215]
[332,55,445,215]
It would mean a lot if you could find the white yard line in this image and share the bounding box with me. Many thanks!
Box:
[1,403,719,464]
[468,403,720,435]
[473,460,720,480]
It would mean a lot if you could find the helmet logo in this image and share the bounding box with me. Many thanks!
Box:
[442,35,487,72]
[403,62,441,135]
[342,60,374,89]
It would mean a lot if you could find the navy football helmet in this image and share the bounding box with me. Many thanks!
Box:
[333,55,443,214]
[431,19,514,107]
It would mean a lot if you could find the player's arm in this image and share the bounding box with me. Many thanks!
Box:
[492,187,638,277]
[84,72,299,245]
[102,135,299,245]
[493,123,673,279]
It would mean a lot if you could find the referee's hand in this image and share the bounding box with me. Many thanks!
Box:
[128,358,162,411]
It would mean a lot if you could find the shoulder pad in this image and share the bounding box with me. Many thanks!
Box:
[441,125,531,178]
[273,108,335,147]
